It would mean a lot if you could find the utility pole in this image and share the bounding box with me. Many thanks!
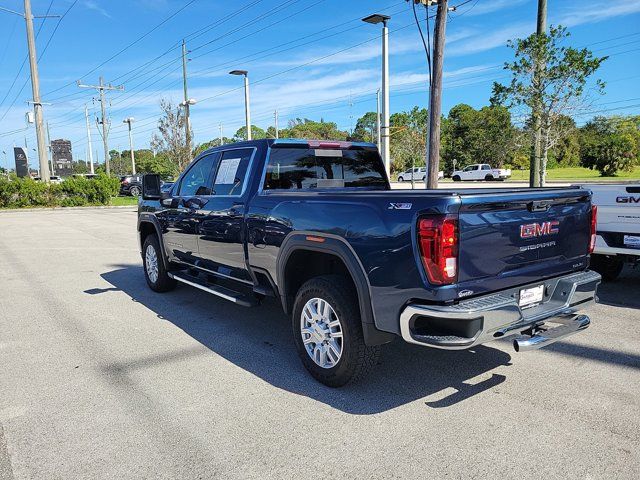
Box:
[84,105,94,174]
[77,77,124,176]
[425,0,448,189]
[123,117,136,175]
[376,88,381,152]
[22,0,53,182]
[181,39,192,154]
[274,110,279,139]
[530,0,547,187]
[219,123,224,146]
[46,121,54,175]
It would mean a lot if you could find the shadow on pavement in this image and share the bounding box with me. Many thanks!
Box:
[596,265,640,309]
[97,265,512,415]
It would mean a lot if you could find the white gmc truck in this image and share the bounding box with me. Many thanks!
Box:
[579,183,640,280]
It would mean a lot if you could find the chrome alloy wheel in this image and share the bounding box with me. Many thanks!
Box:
[145,244,159,284]
[300,297,343,369]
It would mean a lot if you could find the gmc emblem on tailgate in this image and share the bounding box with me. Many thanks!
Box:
[520,220,560,239]
[616,196,640,203]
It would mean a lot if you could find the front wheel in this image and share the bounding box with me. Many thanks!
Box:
[142,235,177,292]
[292,275,379,387]
[129,185,141,196]
[397,176,404,182]
[452,175,461,182]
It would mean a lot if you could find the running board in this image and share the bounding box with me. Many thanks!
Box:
[168,272,257,307]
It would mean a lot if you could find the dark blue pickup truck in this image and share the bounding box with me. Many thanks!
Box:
[138,139,600,386]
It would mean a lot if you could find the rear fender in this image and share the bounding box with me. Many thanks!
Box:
[277,232,394,346]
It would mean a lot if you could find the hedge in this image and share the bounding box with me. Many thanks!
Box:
[0,175,120,209]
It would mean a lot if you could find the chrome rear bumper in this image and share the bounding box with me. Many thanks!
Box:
[399,270,600,351]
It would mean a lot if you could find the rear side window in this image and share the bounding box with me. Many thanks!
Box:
[481,165,491,170]
[263,147,387,190]
[179,154,217,196]
[212,148,253,196]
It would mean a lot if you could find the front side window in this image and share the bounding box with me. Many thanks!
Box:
[212,148,253,196]
[263,147,388,190]
[463,166,473,172]
[178,154,217,196]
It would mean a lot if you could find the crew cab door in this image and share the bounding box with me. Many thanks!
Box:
[196,147,255,279]
[158,153,218,265]
[460,165,477,180]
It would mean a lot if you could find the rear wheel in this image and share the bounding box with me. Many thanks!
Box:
[142,235,177,292]
[452,175,461,182]
[485,174,494,181]
[129,185,141,196]
[397,176,404,182]
[292,275,379,387]
[590,254,624,281]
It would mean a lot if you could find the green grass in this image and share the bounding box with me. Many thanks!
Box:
[110,195,139,206]
[507,166,640,182]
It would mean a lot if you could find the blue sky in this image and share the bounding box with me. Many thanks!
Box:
[0,0,639,168]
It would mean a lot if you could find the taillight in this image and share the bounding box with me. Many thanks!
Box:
[417,215,459,285]
[589,205,598,254]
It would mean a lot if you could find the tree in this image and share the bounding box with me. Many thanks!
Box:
[135,150,179,180]
[233,125,266,141]
[580,116,639,176]
[280,118,348,140]
[352,112,378,143]
[440,104,517,172]
[150,99,191,172]
[389,107,428,174]
[492,25,607,185]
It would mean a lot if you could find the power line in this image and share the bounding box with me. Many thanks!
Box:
[41,0,198,98]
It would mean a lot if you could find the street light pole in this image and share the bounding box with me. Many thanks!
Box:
[123,117,136,174]
[376,88,381,152]
[229,70,251,140]
[362,14,391,177]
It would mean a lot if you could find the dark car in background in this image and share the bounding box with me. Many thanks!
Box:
[120,174,143,196]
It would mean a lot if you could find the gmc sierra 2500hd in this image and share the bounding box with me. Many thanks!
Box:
[138,139,600,387]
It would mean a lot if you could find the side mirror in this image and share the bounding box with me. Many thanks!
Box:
[142,174,162,200]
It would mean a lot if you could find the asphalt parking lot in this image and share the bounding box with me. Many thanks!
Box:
[1,208,639,479]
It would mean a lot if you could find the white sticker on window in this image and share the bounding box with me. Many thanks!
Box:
[216,158,241,184]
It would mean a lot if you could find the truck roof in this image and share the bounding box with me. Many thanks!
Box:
[199,138,377,157]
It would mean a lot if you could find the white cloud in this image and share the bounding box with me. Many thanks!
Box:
[84,1,111,19]
[557,0,640,27]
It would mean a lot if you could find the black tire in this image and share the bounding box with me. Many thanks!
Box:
[590,254,624,281]
[422,176,426,181]
[397,176,404,182]
[142,234,177,292]
[452,175,461,182]
[292,275,380,387]
[485,175,494,181]
[129,185,141,197]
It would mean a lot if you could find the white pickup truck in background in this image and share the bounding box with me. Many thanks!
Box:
[451,163,511,181]
[579,183,640,280]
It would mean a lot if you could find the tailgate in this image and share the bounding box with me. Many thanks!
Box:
[457,188,592,295]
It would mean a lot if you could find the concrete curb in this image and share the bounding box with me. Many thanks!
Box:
[0,205,137,213]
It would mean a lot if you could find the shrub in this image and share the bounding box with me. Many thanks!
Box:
[0,174,120,209]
